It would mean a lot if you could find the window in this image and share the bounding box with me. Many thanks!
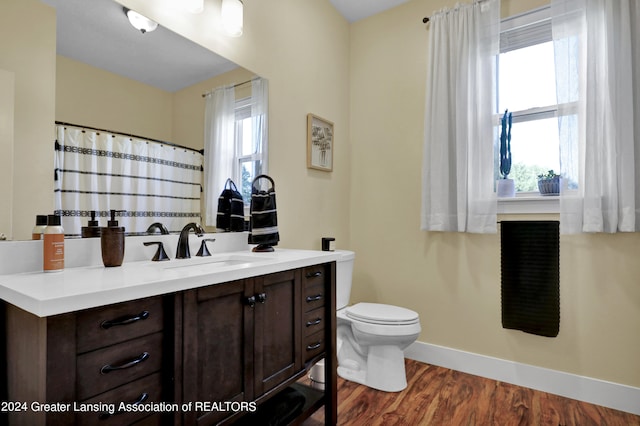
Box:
[203,77,268,226]
[497,7,567,194]
[233,97,262,205]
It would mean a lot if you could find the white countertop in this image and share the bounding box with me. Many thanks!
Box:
[0,249,340,317]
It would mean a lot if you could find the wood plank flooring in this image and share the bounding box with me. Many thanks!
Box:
[303,359,640,425]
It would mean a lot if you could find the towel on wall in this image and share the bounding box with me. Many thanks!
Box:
[249,175,279,247]
[500,221,560,337]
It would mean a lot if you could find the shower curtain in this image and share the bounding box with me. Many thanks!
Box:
[54,124,203,237]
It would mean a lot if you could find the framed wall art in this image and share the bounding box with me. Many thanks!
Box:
[307,113,333,172]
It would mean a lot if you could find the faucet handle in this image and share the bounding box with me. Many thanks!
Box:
[144,241,170,261]
[196,239,216,257]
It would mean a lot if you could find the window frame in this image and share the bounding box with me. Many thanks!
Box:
[496,6,566,213]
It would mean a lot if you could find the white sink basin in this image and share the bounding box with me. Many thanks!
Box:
[162,253,265,271]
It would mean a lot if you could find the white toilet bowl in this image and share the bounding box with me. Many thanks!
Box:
[310,251,422,393]
[336,302,421,392]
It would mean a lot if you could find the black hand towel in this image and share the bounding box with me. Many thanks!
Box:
[249,175,279,247]
[500,221,560,337]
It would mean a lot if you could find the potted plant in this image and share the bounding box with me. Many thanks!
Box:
[537,170,561,195]
[497,110,515,197]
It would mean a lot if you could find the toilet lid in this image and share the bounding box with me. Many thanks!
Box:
[346,303,419,325]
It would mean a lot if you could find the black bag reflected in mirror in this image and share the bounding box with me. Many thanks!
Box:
[216,178,245,232]
[249,175,279,252]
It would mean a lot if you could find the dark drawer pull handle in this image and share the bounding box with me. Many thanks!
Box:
[306,294,323,302]
[306,342,322,351]
[306,318,322,327]
[256,292,267,303]
[245,296,256,308]
[98,392,149,420]
[305,271,323,278]
[100,352,150,374]
[100,310,150,329]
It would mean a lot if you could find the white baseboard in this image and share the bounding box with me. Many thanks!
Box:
[404,341,640,416]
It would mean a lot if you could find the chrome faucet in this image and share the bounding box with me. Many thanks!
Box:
[176,223,205,259]
[146,222,169,235]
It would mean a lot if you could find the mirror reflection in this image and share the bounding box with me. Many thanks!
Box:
[33,0,264,238]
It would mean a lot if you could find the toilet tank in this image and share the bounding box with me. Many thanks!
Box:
[335,250,355,310]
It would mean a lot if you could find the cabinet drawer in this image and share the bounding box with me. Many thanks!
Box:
[77,332,163,400]
[303,282,325,312]
[77,372,164,426]
[302,265,327,287]
[303,330,325,362]
[303,308,325,337]
[76,296,164,354]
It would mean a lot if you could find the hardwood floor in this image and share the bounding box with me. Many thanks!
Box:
[304,359,640,425]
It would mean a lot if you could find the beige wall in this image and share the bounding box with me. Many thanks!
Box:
[0,0,56,240]
[0,69,15,238]
[55,56,253,151]
[56,56,174,142]
[349,0,640,388]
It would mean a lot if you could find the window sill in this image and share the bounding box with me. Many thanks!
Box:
[498,193,559,214]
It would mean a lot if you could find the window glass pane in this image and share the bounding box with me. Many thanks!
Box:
[240,118,253,156]
[509,117,560,192]
[498,41,557,112]
[239,159,261,204]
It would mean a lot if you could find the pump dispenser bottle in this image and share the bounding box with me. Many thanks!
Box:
[101,210,125,267]
[81,210,102,238]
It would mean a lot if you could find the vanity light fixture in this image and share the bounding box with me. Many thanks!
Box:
[123,8,158,34]
[221,0,243,37]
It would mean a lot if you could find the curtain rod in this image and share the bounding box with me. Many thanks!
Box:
[201,77,257,98]
[55,121,204,155]
[422,0,490,23]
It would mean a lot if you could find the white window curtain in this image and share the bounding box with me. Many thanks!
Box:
[552,0,640,233]
[251,77,269,174]
[421,0,500,233]
[54,124,203,236]
[204,84,235,226]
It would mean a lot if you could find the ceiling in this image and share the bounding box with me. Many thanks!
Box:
[330,0,411,23]
[40,0,409,92]
[40,0,239,92]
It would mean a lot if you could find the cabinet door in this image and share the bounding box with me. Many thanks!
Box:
[252,269,303,397]
[182,280,254,425]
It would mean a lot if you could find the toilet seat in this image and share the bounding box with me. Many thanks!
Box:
[346,303,419,326]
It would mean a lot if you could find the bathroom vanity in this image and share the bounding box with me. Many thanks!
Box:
[0,244,338,426]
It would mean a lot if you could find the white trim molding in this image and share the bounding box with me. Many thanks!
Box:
[405,341,640,416]
[498,194,559,214]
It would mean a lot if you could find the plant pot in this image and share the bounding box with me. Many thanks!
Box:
[497,178,515,198]
[538,177,560,195]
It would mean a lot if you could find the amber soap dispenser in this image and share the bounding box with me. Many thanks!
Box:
[101,210,125,267]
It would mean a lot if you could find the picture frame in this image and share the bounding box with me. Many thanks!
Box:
[307,113,334,172]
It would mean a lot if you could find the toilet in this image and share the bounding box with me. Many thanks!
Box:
[311,250,421,392]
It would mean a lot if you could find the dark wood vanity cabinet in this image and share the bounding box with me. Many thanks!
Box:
[2,262,336,426]
[181,269,304,425]
[4,295,172,426]
[179,265,336,425]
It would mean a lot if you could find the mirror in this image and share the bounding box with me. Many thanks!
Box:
[7,0,262,239]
